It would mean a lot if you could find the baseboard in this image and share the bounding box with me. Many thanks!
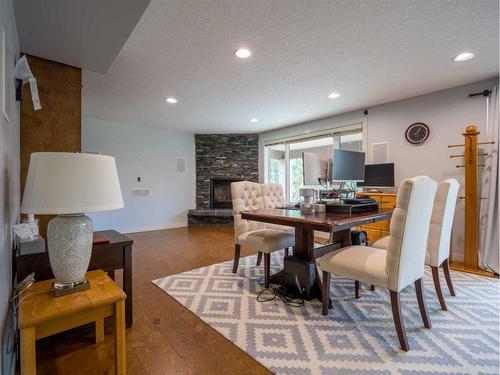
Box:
[121,222,188,234]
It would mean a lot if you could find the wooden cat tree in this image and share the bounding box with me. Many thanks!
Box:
[448,125,496,277]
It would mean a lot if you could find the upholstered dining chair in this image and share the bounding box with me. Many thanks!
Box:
[231,181,294,288]
[259,183,293,263]
[372,179,459,311]
[319,176,437,351]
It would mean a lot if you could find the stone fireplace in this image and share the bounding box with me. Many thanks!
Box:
[188,134,259,227]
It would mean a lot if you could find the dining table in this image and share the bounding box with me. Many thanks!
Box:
[241,207,393,301]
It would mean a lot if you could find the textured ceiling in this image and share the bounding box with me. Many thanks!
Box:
[82,0,499,133]
[14,0,151,73]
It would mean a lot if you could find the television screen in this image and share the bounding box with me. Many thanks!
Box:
[357,163,395,187]
[332,149,365,182]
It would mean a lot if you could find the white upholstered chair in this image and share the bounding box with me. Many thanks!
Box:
[260,183,294,261]
[319,176,437,351]
[231,181,294,287]
[372,179,459,310]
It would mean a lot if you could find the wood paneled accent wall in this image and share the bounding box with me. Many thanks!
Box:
[20,55,81,237]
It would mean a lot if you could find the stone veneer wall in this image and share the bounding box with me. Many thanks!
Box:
[195,134,259,209]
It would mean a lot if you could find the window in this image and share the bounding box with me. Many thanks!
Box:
[268,144,286,187]
[264,123,364,202]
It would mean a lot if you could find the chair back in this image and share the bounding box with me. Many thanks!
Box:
[261,183,285,208]
[386,176,437,291]
[231,181,264,239]
[426,179,460,267]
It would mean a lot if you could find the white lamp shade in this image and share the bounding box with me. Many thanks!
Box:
[21,152,124,214]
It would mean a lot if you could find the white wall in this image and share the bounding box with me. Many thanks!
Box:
[259,78,499,261]
[0,0,19,373]
[82,118,195,233]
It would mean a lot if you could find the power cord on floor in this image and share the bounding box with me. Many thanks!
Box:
[256,273,305,308]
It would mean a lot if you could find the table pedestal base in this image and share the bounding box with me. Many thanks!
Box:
[269,256,323,301]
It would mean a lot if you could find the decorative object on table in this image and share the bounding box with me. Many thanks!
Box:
[17,236,45,256]
[448,125,496,276]
[12,222,38,241]
[314,203,326,212]
[405,122,430,145]
[21,152,124,296]
[299,188,318,213]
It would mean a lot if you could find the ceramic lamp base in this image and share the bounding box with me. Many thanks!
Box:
[47,214,93,292]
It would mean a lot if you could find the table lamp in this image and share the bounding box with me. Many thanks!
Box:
[21,152,124,295]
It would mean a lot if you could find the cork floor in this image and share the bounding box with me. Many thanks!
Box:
[34,227,271,375]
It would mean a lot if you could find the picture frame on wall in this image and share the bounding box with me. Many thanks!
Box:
[1,25,12,124]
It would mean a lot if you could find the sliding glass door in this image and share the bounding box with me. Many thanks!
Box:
[264,124,364,202]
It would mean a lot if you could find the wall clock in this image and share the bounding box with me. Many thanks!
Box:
[405,122,430,145]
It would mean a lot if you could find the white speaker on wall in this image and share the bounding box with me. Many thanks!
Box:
[176,157,186,173]
[371,142,389,164]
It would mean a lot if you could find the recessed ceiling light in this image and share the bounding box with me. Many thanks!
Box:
[250,118,258,123]
[454,52,474,62]
[166,97,178,104]
[328,92,340,99]
[235,48,252,59]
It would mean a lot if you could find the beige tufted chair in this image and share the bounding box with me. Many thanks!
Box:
[260,183,294,260]
[231,181,294,288]
[319,176,437,351]
[372,179,459,310]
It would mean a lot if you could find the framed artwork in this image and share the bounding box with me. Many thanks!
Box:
[1,25,12,123]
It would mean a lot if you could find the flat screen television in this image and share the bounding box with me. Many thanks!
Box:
[332,149,365,182]
[357,163,395,187]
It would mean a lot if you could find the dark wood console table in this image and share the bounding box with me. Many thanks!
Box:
[14,230,134,328]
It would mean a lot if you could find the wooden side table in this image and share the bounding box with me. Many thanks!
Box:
[15,230,134,327]
[18,270,127,375]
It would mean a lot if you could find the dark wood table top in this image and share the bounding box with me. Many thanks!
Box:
[241,208,393,232]
[93,230,133,246]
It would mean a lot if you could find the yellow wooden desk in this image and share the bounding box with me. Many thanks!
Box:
[18,270,127,375]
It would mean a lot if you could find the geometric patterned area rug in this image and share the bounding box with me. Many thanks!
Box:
[153,251,500,375]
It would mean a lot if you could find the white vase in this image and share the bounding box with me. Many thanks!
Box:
[47,214,93,285]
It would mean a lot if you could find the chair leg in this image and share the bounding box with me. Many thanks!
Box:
[256,251,263,266]
[355,280,361,299]
[264,253,271,288]
[415,278,432,329]
[232,244,241,273]
[442,258,456,296]
[431,266,447,311]
[390,291,409,351]
[322,271,331,315]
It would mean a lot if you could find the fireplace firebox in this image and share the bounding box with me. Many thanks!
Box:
[210,178,242,209]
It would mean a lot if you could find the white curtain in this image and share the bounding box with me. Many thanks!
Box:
[479,86,499,273]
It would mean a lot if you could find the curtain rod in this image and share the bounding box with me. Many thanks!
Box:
[469,89,491,98]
